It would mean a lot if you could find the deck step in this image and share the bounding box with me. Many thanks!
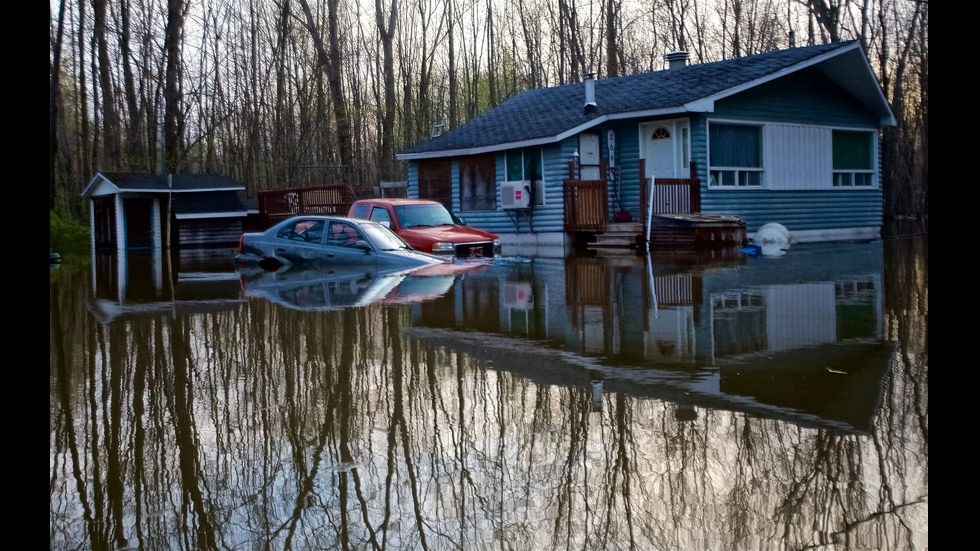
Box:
[592,236,636,247]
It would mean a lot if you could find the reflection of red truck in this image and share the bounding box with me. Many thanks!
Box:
[348,198,501,258]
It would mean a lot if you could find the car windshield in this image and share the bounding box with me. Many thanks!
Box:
[360,222,413,251]
[395,204,455,227]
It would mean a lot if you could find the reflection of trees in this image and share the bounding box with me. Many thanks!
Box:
[50,239,927,549]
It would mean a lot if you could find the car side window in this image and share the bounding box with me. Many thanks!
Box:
[326,222,363,247]
[277,220,324,242]
[350,204,370,219]
[369,208,391,226]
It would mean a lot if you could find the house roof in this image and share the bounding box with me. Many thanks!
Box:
[397,41,895,160]
[81,172,245,197]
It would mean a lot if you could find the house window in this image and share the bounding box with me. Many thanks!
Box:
[832,130,875,187]
[506,146,544,205]
[708,123,763,187]
[459,153,496,211]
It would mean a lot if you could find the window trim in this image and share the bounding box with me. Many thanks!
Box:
[505,146,545,206]
[707,120,765,189]
[831,129,877,188]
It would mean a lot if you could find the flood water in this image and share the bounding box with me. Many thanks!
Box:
[50,225,927,551]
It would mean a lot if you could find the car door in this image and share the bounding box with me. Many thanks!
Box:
[324,221,377,266]
[273,219,327,264]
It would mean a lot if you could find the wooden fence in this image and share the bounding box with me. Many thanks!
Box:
[258,185,352,228]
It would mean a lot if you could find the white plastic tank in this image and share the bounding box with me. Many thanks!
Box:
[751,223,792,256]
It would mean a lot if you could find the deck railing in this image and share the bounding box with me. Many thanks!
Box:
[258,185,351,228]
[647,162,701,215]
[563,160,608,231]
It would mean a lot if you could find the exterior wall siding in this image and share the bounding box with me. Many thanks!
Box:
[700,189,882,233]
[697,68,883,234]
[711,67,880,127]
[177,219,244,248]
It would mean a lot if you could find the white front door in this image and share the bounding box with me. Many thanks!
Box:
[641,119,689,180]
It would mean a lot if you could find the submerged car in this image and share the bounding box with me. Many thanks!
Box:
[235,215,449,270]
[348,198,501,258]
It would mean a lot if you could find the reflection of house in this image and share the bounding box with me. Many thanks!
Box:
[396,41,895,250]
[402,241,888,433]
[81,172,249,253]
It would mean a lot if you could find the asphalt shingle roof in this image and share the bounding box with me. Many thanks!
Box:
[398,41,857,157]
[172,191,247,216]
[96,172,244,192]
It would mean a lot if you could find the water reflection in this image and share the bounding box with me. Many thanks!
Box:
[50,236,927,550]
[237,261,489,311]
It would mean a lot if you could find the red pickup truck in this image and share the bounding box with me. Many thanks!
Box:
[348,198,501,258]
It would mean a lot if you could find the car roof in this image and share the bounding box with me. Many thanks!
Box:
[279,215,376,226]
[352,198,441,206]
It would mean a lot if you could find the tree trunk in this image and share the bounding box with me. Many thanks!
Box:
[163,0,185,173]
[93,0,121,169]
[376,0,398,179]
[50,0,66,212]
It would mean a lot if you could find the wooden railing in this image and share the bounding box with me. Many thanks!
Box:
[649,162,701,214]
[258,184,352,228]
[563,160,608,231]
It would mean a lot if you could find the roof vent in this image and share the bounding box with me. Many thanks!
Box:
[665,51,689,70]
[584,73,597,109]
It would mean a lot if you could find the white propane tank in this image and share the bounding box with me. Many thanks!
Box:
[751,223,792,256]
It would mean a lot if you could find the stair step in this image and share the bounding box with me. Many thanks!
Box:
[591,237,636,247]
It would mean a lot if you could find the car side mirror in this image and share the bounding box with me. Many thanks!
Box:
[355,240,371,252]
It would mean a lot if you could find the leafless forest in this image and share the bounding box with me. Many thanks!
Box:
[49,0,927,222]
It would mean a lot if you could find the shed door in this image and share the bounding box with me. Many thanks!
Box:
[124,198,154,249]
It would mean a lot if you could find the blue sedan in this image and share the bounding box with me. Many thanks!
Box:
[235,215,450,270]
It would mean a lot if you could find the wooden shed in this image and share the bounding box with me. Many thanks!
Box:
[81,172,249,254]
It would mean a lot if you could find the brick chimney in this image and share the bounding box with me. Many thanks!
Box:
[665,51,689,70]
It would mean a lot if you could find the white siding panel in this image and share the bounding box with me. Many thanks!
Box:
[765,283,836,351]
[765,125,832,190]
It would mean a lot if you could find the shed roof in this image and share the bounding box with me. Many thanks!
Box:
[172,191,248,219]
[81,172,245,197]
[397,41,895,160]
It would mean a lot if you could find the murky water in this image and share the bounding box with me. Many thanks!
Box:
[50,228,927,550]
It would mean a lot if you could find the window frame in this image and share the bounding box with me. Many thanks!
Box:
[832,129,876,188]
[505,146,545,206]
[707,121,764,188]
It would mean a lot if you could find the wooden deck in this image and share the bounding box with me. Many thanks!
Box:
[586,215,746,252]
[647,213,746,250]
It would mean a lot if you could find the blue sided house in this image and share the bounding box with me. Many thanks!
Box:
[395,41,895,254]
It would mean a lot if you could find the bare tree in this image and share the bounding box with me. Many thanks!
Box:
[50,0,67,212]
[803,0,844,43]
[298,0,355,179]
[93,0,121,169]
[376,0,398,179]
[163,0,187,172]
[607,0,620,76]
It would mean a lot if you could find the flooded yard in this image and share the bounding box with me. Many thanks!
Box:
[50,230,927,550]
